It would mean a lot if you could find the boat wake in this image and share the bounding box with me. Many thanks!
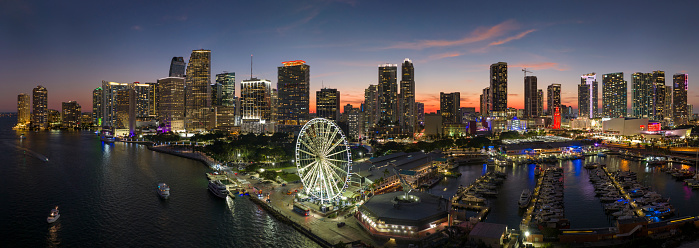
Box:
[2,141,49,162]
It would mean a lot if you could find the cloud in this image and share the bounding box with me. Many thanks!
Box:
[488,29,536,46]
[509,94,519,97]
[131,25,142,31]
[509,62,568,71]
[382,20,520,50]
[421,52,463,62]
[277,6,320,33]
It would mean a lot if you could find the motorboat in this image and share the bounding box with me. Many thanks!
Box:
[157,183,170,199]
[463,194,486,203]
[47,206,60,223]
[518,189,532,209]
[208,180,229,198]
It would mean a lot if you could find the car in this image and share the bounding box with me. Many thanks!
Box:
[337,222,346,228]
[281,183,286,187]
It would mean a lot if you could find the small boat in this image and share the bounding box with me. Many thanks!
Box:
[208,180,229,198]
[47,206,60,223]
[463,194,485,203]
[597,152,607,157]
[518,189,532,209]
[157,183,170,199]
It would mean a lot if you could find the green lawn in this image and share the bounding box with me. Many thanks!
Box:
[266,166,296,172]
[279,173,300,182]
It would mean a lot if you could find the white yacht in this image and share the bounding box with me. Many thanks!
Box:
[47,206,60,223]
[208,180,228,199]
[157,183,170,199]
[518,189,532,209]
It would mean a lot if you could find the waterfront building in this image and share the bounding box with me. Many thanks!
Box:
[240,78,272,134]
[133,82,156,121]
[440,92,460,124]
[416,102,424,125]
[47,109,61,128]
[17,93,30,127]
[632,72,653,118]
[185,49,211,131]
[399,58,416,134]
[364,84,379,134]
[61,101,81,128]
[579,73,598,118]
[378,63,398,124]
[212,106,236,132]
[92,87,103,126]
[652,71,666,120]
[673,73,688,125]
[316,88,340,121]
[602,118,649,136]
[547,84,561,116]
[214,72,235,107]
[480,87,491,117]
[80,113,93,126]
[168,56,186,77]
[490,62,508,114]
[537,89,543,118]
[277,60,310,127]
[156,77,185,131]
[101,81,130,129]
[32,85,48,129]
[602,72,627,118]
[524,76,538,118]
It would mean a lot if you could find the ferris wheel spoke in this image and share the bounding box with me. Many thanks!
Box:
[322,130,339,156]
[299,138,319,155]
[297,148,317,158]
[324,142,344,158]
[299,160,319,172]
[322,161,345,191]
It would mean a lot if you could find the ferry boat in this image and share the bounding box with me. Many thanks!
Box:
[100,127,115,143]
[518,189,531,209]
[208,180,228,198]
[47,206,60,223]
[157,183,170,199]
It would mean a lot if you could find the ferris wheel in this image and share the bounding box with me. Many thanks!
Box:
[295,118,352,203]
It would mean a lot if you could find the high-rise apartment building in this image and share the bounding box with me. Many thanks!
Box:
[92,87,103,126]
[673,73,688,125]
[378,64,398,124]
[602,72,627,118]
[440,92,460,124]
[185,49,211,131]
[156,77,185,131]
[416,102,424,124]
[61,101,81,128]
[664,85,673,119]
[240,78,272,122]
[364,84,379,132]
[32,85,48,129]
[17,93,30,126]
[480,87,491,117]
[524,76,538,118]
[547,84,561,116]
[579,73,598,118]
[632,72,653,118]
[214,72,235,107]
[316,88,340,121]
[347,106,362,140]
[101,81,130,128]
[490,62,508,114]
[277,60,310,126]
[133,82,156,121]
[399,58,416,134]
[169,57,186,77]
[48,109,61,127]
[652,71,666,120]
[537,89,543,118]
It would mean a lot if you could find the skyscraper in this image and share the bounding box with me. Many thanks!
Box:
[316,88,340,121]
[537,89,543,118]
[399,58,416,134]
[490,62,507,114]
[156,77,186,131]
[440,92,460,124]
[524,76,537,118]
[579,73,598,118]
[547,84,561,116]
[92,87,103,126]
[347,106,362,140]
[378,63,398,124]
[133,82,156,121]
[169,57,186,77]
[32,85,48,129]
[277,60,310,126]
[664,85,673,120]
[602,72,627,118]
[673,73,688,125]
[240,78,272,123]
[652,71,666,120]
[632,72,653,118]
[363,84,379,133]
[214,72,235,107]
[61,101,81,128]
[480,87,491,117]
[101,81,130,128]
[17,93,30,126]
[185,49,211,131]
[416,102,425,124]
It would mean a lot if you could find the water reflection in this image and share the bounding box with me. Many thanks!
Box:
[46,223,61,247]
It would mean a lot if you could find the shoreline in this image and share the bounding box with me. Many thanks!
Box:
[145,144,218,168]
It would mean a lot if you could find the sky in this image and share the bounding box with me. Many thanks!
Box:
[1,0,698,114]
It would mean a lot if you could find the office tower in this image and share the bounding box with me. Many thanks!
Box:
[115,86,135,133]
[632,72,653,118]
[17,93,30,125]
[689,104,694,118]
[347,106,362,140]
[602,72,627,118]
[524,76,538,118]
[156,77,186,131]
[440,92,460,124]
[579,73,598,118]
[652,71,666,120]
[490,62,508,113]
[399,58,416,133]
[61,101,81,128]
[271,88,278,124]
[277,60,310,126]
[537,89,543,118]
[101,81,130,128]
[480,87,491,117]
[378,63,398,124]
[664,85,673,119]
[32,85,48,129]
[673,73,688,125]
[214,72,235,107]
[546,84,561,116]
[560,104,569,118]
[169,57,186,77]
[416,102,424,124]
[92,87,103,126]
[185,49,211,131]
[132,82,155,121]
[364,84,379,132]
[240,78,272,122]
[316,88,340,121]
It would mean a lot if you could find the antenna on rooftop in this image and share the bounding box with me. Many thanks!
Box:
[250,54,253,80]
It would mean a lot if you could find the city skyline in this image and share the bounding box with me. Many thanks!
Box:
[2,1,699,113]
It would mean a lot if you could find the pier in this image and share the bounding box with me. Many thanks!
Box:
[601,166,645,218]
[520,170,544,231]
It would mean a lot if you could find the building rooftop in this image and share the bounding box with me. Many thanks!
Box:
[469,222,507,239]
[352,151,442,182]
[360,191,448,225]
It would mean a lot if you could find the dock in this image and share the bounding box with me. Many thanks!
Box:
[520,170,544,231]
[600,166,645,218]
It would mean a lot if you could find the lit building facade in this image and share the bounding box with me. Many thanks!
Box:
[92,87,103,126]
[240,78,272,133]
[61,101,81,128]
[664,85,673,120]
[673,73,688,125]
[602,72,627,118]
[316,88,340,121]
[632,72,653,118]
[32,85,48,129]
[378,64,398,123]
[579,73,598,118]
[547,84,561,116]
[399,58,416,134]
[537,89,543,118]
[524,76,538,118]
[185,49,211,131]
[156,77,185,131]
[133,82,156,121]
[416,102,424,125]
[490,62,508,114]
[214,72,235,107]
[440,92,460,124]
[101,81,130,129]
[652,71,666,120]
[480,87,491,117]
[347,106,362,140]
[277,60,310,126]
[17,93,30,126]
[364,84,379,133]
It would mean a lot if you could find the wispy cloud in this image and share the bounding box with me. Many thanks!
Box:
[509,62,569,71]
[277,7,320,33]
[131,25,143,31]
[382,20,520,50]
[421,52,463,62]
[488,29,536,46]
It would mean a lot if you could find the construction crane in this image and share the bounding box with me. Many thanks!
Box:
[522,68,533,78]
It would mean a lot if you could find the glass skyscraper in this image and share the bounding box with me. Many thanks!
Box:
[185,49,211,131]
[169,57,186,77]
[378,64,398,123]
[316,88,340,120]
[277,60,310,126]
[602,72,626,118]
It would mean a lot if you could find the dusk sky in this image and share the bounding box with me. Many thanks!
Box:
[1,0,698,113]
